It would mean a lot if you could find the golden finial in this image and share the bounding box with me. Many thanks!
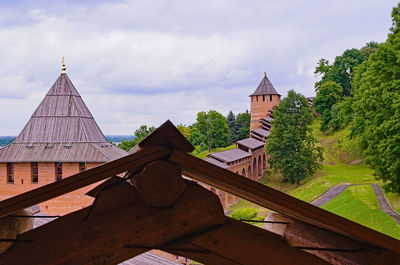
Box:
[264,71,266,77]
[61,56,66,73]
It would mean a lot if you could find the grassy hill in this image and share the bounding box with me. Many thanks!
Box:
[229,117,400,239]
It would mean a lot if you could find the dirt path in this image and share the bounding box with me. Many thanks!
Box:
[311,183,400,226]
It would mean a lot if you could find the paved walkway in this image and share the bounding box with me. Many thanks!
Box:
[311,184,350,207]
[311,183,400,226]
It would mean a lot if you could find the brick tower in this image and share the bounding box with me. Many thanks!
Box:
[249,72,281,131]
[0,59,127,215]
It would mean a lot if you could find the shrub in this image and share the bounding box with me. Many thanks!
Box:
[230,208,258,220]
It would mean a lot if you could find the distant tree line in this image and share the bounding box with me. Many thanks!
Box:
[313,3,400,193]
[119,110,250,153]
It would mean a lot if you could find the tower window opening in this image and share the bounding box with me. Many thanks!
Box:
[56,162,62,181]
[256,96,258,102]
[32,162,38,183]
[270,95,272,101]
[79,162,86,172]
[263,95,265,101]
[7,163,14,184]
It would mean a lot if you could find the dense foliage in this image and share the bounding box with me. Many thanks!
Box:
[313,42,378,132]
[226,110,250,143]
[118,125,156,151]
[266,90,323,185]
[190,110,230,152]
[351,3,400,193]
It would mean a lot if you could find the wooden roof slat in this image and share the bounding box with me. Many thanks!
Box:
[0,145,171,218]
[169,149,400,254]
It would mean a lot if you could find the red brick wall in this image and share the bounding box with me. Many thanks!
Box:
[0,162,102,216]
[250,94,280,131]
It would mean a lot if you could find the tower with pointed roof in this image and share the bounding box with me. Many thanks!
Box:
[249,73,281,131]
[0,59,127,215]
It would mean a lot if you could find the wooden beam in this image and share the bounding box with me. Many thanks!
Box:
[169,149,400,254]
[0,209,33,255]
[0,181,225,265]
[264,213,400,265]
[0,145,171,218]
[130,160,187,207]
[162,217,329,265]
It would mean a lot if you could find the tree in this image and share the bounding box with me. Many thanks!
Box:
[351,3,400,193]
[118,125,156,151]
[266,90,323,185]
[226,111,239,144]
[177,124,191,140]
[236,110,250,140]
[191,110,229,152]
[315,48,366,97]
[313,43,378,132]
[313,81,342,132]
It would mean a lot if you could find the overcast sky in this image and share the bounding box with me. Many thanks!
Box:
[0,0,397,135]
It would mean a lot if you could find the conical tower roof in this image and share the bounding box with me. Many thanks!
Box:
[0,66,127,162]
[15,73,107,143]
[250,73,280,96]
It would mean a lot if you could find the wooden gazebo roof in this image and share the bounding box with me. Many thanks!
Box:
[0,72,127,162]
[0,121,399,264]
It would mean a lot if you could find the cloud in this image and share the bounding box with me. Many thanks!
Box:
[0,0,398,134]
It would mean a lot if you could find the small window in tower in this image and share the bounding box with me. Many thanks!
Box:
[79,162,86,172]
[263,95,265,101]
[270,95,272,101]
[56,162,62,181]
[256,96,258,101]
[7,163,14,184]
[32,162,38,183]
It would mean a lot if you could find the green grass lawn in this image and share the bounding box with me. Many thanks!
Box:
[193,144,236,159]
[321,185,400,239]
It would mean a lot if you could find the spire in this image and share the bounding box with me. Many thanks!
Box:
[61,56,66,73]
[250,72,280,96]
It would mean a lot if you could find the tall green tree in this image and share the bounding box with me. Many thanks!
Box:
[351,3,400,193]
[118,125,156,151]
[266,90,323,185]
[191,110,229,152]
[226,111,239,144]
[314,81,343,132]
[236,110,250,140]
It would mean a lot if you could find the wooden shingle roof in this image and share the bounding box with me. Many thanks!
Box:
[0,73,127,162]
[236,137,265,149]
[250,73,280,96]
[15,73,106,143]
[208,148,251,163]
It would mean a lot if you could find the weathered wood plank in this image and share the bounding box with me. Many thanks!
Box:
[0,145,171,218]
[163,217,328,265]
[0,181,225,265]
[169,149,400,254]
